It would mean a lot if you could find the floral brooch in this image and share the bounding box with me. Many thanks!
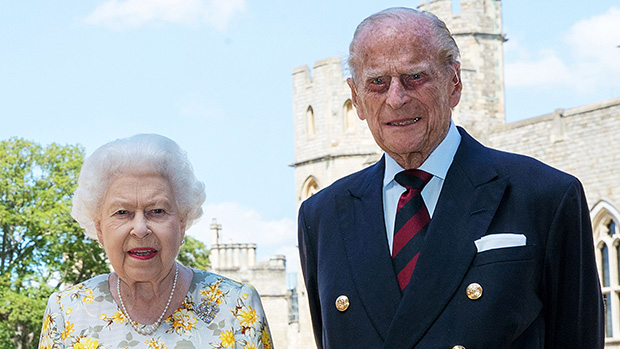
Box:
[192,299,220,324]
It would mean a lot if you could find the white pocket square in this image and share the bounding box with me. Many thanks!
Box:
[474,233,527,252]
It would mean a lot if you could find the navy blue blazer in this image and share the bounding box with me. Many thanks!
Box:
[298,128,604,348]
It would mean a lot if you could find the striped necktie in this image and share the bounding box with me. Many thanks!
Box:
[392,169,432,291]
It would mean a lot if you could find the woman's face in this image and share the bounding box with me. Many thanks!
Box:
[96,173,185,284]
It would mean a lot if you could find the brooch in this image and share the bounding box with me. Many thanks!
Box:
[192,299,220,324]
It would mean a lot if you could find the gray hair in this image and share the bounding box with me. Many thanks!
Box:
[71,134,206,239]
[348,7,460,81]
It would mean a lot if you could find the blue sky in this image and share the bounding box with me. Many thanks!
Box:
[1,1,618,272]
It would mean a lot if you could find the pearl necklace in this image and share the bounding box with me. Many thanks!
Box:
[116,263,179,336]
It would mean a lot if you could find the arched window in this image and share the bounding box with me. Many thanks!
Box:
[301,176,319,201]
[306,106,315,136]
[343,99,357,131]
[602,243,610,287]
[591,201,620,340]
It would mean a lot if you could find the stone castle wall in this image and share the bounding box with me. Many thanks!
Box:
[486,97,620,217]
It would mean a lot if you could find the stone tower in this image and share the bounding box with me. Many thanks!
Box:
[291,57,382,207]
[418,0,507,141]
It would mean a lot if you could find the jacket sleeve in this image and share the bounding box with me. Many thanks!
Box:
[298,203,324,349]
[543,180,604,347]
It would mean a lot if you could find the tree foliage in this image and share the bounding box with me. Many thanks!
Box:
[0,138,109,348]
[0,274,51,349]
[178,236,210,271]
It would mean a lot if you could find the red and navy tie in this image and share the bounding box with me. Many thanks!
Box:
[392,169,433,291]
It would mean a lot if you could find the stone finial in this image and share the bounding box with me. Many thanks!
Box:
[210,218,222,246]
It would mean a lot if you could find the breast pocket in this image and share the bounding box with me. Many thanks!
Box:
[472,245,536,267]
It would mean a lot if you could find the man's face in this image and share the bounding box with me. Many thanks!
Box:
[348,20,461,169]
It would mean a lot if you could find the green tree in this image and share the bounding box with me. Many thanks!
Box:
[0,274,51,349]
[0,138,109,348]
[178,236,210,270]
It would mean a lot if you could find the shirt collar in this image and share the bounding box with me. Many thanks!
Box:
[383,120,461,187]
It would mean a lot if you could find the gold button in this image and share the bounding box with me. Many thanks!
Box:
[335,295,350,312]
[452,346,466,349]
[466,283,483,300]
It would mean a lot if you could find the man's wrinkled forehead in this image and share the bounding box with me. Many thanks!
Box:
[355,20,436,74]
[356,14,434,48]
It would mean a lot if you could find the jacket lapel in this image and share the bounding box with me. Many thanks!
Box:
[335,157,402,341]
[383,128,508,348]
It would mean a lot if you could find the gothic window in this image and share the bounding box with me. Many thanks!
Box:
[301,176,319,201]
[608,294,614,337]
[617,243,620,283]
[592,201,620,340]
[344,99,357,131]
[602,243,611,287]
[306,106,315,136]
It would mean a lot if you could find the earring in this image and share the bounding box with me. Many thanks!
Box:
[98,242,103,248]
[181,239,185,245]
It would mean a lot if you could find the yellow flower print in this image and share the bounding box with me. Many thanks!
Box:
[66,308,73,315]
[242,293,249,300]
[244,344,258,349]
[219,330,235,348]
[83,288,95,304]
[99,313,107,320]
[172,308,197,332]
[39,336,54,349]
[181,298,193,309]
[262,328,273,349]
[112,311,127,324]
[145,338,168,349]
[61,321,75,340]
[201,282,225,305]
[83,296,94,304]
[41,314,53,333]
[238,306,258,328]
[73,337,99,349]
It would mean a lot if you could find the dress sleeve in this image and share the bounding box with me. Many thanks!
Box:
[38,292,66,348]
[230,283,273,349]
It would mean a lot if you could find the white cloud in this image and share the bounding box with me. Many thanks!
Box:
[84,0,246,30]
[505,6,620,93]
[505,49,571,88]
[566,7,620,65]
[186,202,298,273]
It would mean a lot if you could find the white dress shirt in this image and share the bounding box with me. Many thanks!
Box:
[383,121,461,254]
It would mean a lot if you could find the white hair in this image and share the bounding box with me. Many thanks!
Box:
[348,7,461,81]
[71,134,206,239]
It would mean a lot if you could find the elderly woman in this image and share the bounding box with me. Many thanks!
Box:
[39,134,272,349]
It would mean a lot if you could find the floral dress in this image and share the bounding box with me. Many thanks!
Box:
[39,269,273,349]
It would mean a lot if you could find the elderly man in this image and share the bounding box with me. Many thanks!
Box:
[298,7,603,348]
